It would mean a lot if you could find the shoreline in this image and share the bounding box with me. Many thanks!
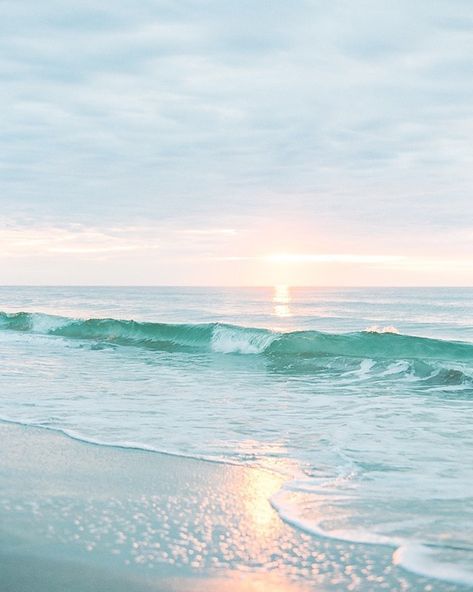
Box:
[0,421,463,591]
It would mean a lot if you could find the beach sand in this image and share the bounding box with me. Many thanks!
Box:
[0,422,312,591]
[0,422,447,591]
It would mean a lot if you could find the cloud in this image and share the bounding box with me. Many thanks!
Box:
[0,226,159,257]
[0,221,241,262]
[0,0,472,283]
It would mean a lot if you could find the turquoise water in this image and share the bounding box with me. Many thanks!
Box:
[0,286,472,587]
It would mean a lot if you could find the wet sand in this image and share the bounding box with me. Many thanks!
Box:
[0,421,311,592]
[0,422,451,591]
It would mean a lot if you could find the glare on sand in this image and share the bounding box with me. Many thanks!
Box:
[240,469,282,534]
[176,572,308,591]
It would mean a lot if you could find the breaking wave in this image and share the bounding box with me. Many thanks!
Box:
[1,311,473,363]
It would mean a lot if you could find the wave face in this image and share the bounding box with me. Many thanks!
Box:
[1,311,472,363]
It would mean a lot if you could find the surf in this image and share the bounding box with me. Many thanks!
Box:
[1,310,472,363]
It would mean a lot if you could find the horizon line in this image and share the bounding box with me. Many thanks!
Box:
[0,284,472,289]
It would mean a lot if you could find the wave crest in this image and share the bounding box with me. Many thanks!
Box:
[1,311,472,364]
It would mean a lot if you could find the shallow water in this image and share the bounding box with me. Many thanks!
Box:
[0,286,472,587]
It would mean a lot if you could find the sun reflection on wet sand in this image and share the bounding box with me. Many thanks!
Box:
[167,572,310,591]
[273,285,292,318]
[239,468,283,535]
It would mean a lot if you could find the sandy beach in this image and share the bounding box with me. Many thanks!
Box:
[1,420,460,591]
[0,421,305,592]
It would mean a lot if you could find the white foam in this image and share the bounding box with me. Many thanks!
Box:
[393,543,473,587]
[30,313,70,334]
[270,484,398,547]
[379,360,411,376]
[365,325,400,334]
[0,416,242,468]
[342,358,376,378]
[210,324,276,354]
[271,476,473,588]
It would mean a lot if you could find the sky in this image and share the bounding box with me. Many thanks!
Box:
[1,0,472,286]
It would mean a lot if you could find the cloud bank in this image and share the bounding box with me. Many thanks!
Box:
[1,0,472,283]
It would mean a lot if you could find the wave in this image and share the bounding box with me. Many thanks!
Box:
[270,482,473,588]
[393,543,473,588]
[1,310,473,363]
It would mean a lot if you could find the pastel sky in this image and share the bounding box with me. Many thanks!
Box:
[1,0,472,285]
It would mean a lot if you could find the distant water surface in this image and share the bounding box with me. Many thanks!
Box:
[0,286,472,587]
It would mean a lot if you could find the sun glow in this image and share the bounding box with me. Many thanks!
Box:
[264,253,407,264]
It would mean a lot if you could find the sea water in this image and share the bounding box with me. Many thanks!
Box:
[0,286,472,587]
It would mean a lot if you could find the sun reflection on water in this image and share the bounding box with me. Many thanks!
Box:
[273,285,292,318]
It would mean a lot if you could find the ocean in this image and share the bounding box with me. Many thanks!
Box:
[0,286,472,589]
